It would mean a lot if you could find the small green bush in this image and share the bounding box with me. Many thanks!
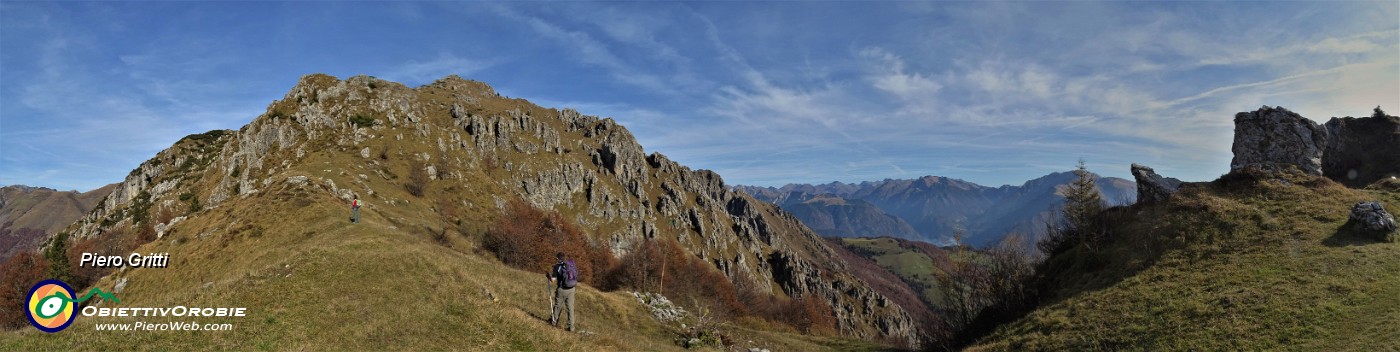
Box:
[179,130,228,145]
[268,109,286,121]
[350,114,377,128]
[130,190,153,225]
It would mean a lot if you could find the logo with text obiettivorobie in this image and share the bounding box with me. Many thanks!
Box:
[26,279,119,333]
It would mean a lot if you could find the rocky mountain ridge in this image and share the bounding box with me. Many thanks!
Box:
[50,74,921,346]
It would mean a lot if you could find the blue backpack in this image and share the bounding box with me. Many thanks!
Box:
[558,260,578,288]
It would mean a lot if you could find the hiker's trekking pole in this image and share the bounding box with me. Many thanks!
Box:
[545,273,553,322]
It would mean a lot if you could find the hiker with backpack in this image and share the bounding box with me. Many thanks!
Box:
[350,195,361,223]
[548,252,578,332]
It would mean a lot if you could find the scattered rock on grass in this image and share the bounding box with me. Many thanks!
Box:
[1348,201,1398,242]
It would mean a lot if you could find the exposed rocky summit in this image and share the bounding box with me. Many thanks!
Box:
[1348,201,1397,242]
[1130,164,1182,205]
[1230,106,1398,187]
[1231,106,1328,175]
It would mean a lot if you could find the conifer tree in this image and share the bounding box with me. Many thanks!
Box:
[1038,159,1107,255]
[1063,159,1105,234]
[44,232,74,284]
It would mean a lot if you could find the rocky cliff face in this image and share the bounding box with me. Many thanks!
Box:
[1231,106,1398,187]
[54,74,920,346]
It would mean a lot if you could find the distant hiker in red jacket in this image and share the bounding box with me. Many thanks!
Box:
[350,195,360,223]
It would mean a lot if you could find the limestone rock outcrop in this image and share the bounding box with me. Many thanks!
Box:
[1130,164,1182,205]
[1231,106,1328,175]
[1230,106,1397,187]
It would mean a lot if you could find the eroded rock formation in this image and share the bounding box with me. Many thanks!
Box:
[1130,164,1182,205]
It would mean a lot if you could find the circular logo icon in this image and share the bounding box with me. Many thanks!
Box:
[27,280,76,333]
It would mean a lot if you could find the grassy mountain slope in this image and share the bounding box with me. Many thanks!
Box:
[3,181,880,350]
[835,237,951,307]
[970,169,1400,350]
[0,185,116,261]
[2,73,914,349]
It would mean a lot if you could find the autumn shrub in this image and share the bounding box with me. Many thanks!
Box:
[483,199,839,338]
[0,251,49,330]
[406,159,429,197]
[67,236,106,290]
[784,295,837,335]
[482,198,613,286]
[50,226,145,294]
[609,237,744,317]
[731,269,773,313]
[608,237,842,335]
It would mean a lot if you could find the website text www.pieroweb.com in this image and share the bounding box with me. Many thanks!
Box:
[25,253,248,334]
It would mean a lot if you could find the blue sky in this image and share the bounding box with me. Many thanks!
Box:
[2,2,1397,192]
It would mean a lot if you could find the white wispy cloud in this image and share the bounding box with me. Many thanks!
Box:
[1196,30,1397,67]
[860,47,942,111]
[4,10,267,190]
[486,4,681,96]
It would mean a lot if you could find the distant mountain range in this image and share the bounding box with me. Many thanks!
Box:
[736,172,1136,247]
[0,184,115,261]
